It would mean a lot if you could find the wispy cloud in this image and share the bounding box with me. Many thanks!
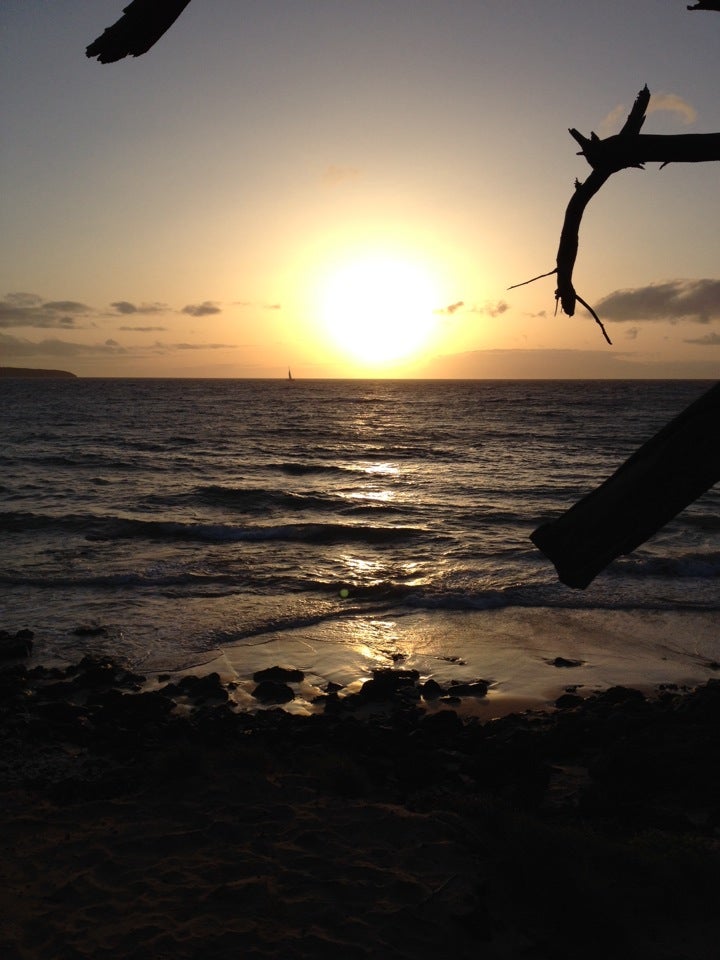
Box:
[683,332,720,346]
[0,333,237,361]
[182,301,222,317]
[322,164,361,186]
[435,300,465,316]
[118,326,168,332]
[0,292,94,329]
[648,92,697,125]
[596,279,720,323]
[599,92,697,136]
[0,333,127,358]
[232,300,282,311]
[435,300,509,319]
[111,300,168,315]
[471,300,509,318]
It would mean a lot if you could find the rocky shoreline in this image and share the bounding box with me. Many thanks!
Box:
[2,628,720,958]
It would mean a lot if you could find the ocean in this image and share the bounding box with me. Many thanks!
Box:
[2,378,718,714]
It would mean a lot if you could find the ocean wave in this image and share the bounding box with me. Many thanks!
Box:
[192,484,344,512]
[79,516,426,546]
[614,551,720,579]
[0,569,234,590]
[271,461,356,476]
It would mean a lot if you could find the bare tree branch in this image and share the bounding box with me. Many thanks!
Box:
[86,0,192,63]
[574,131,720,171]
[555,86,651,321]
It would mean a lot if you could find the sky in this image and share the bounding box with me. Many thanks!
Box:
[2,0,720,378]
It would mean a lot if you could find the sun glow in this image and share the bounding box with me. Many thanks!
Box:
[317,254,442,366]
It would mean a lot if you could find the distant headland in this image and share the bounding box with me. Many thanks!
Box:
[0,367,77,379]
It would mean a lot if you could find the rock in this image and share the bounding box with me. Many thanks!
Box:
[555,693,584,710]
[420,679,444,701]
[448,679,490,698]
[252,666,304,684]
[0,629,34,660]
[252,680,295,704]
[90,689,175,725]
[66,656,144,691]
[357,668,420,702]
[550,657,584,669]
[172,672,228,702]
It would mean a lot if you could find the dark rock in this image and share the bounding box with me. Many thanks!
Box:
[357,668,420,702]
[252,680,295,704]
[66,656,145,691]
[252,665,304,684]
[38,680,78,702]
[420,678,444,701]
[90,689,175,725]
[0,629,34,660]
[172,672,228,702]
[555,693,584,710]
[421,709,462,732]
[598,685,645,705]
[550,657,584,669]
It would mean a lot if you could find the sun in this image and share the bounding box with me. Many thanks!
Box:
[317,254,441,366]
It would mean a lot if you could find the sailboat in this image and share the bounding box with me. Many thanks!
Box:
[287,367,294,382]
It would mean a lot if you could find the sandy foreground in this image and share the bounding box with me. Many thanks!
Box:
[2,647,720,960]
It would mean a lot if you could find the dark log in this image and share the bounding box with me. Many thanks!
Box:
[573,132,720,171]
[86,0,192,63]
[531,381,720,588]
[688,2,720,11]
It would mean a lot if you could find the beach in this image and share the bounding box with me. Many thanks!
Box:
[2,634,720,960]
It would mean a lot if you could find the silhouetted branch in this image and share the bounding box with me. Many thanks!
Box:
[518,83,720,339]
[688,2,720,11]
[86,0,192,63]
[532,381,720,588]
[573,132,720,171]
[555,85,651,321]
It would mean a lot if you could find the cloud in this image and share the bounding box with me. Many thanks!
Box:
[182,301,221,317]
[470,300,509,318]
[172,342,236,351]
[232,300,281,311]
[683,332,720,346]
[648,92,697,125]
[0,333,237,362]
[599,92,697,136]
[432,299,508,318]
[0,293,93,329]
[596,279,720,323]
[118,325,167,332]
[435,300,465,316]
[322,164,361,185]
[0,333,127,358]
[111,300,168,315]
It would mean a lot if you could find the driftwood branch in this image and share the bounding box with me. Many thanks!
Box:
[86,0,192,63]
[573,132,720,171]
[688,2,720,11]
[531,381,720,588]
[555,85,651,321]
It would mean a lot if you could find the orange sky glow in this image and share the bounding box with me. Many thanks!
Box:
[2,2,720,378]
